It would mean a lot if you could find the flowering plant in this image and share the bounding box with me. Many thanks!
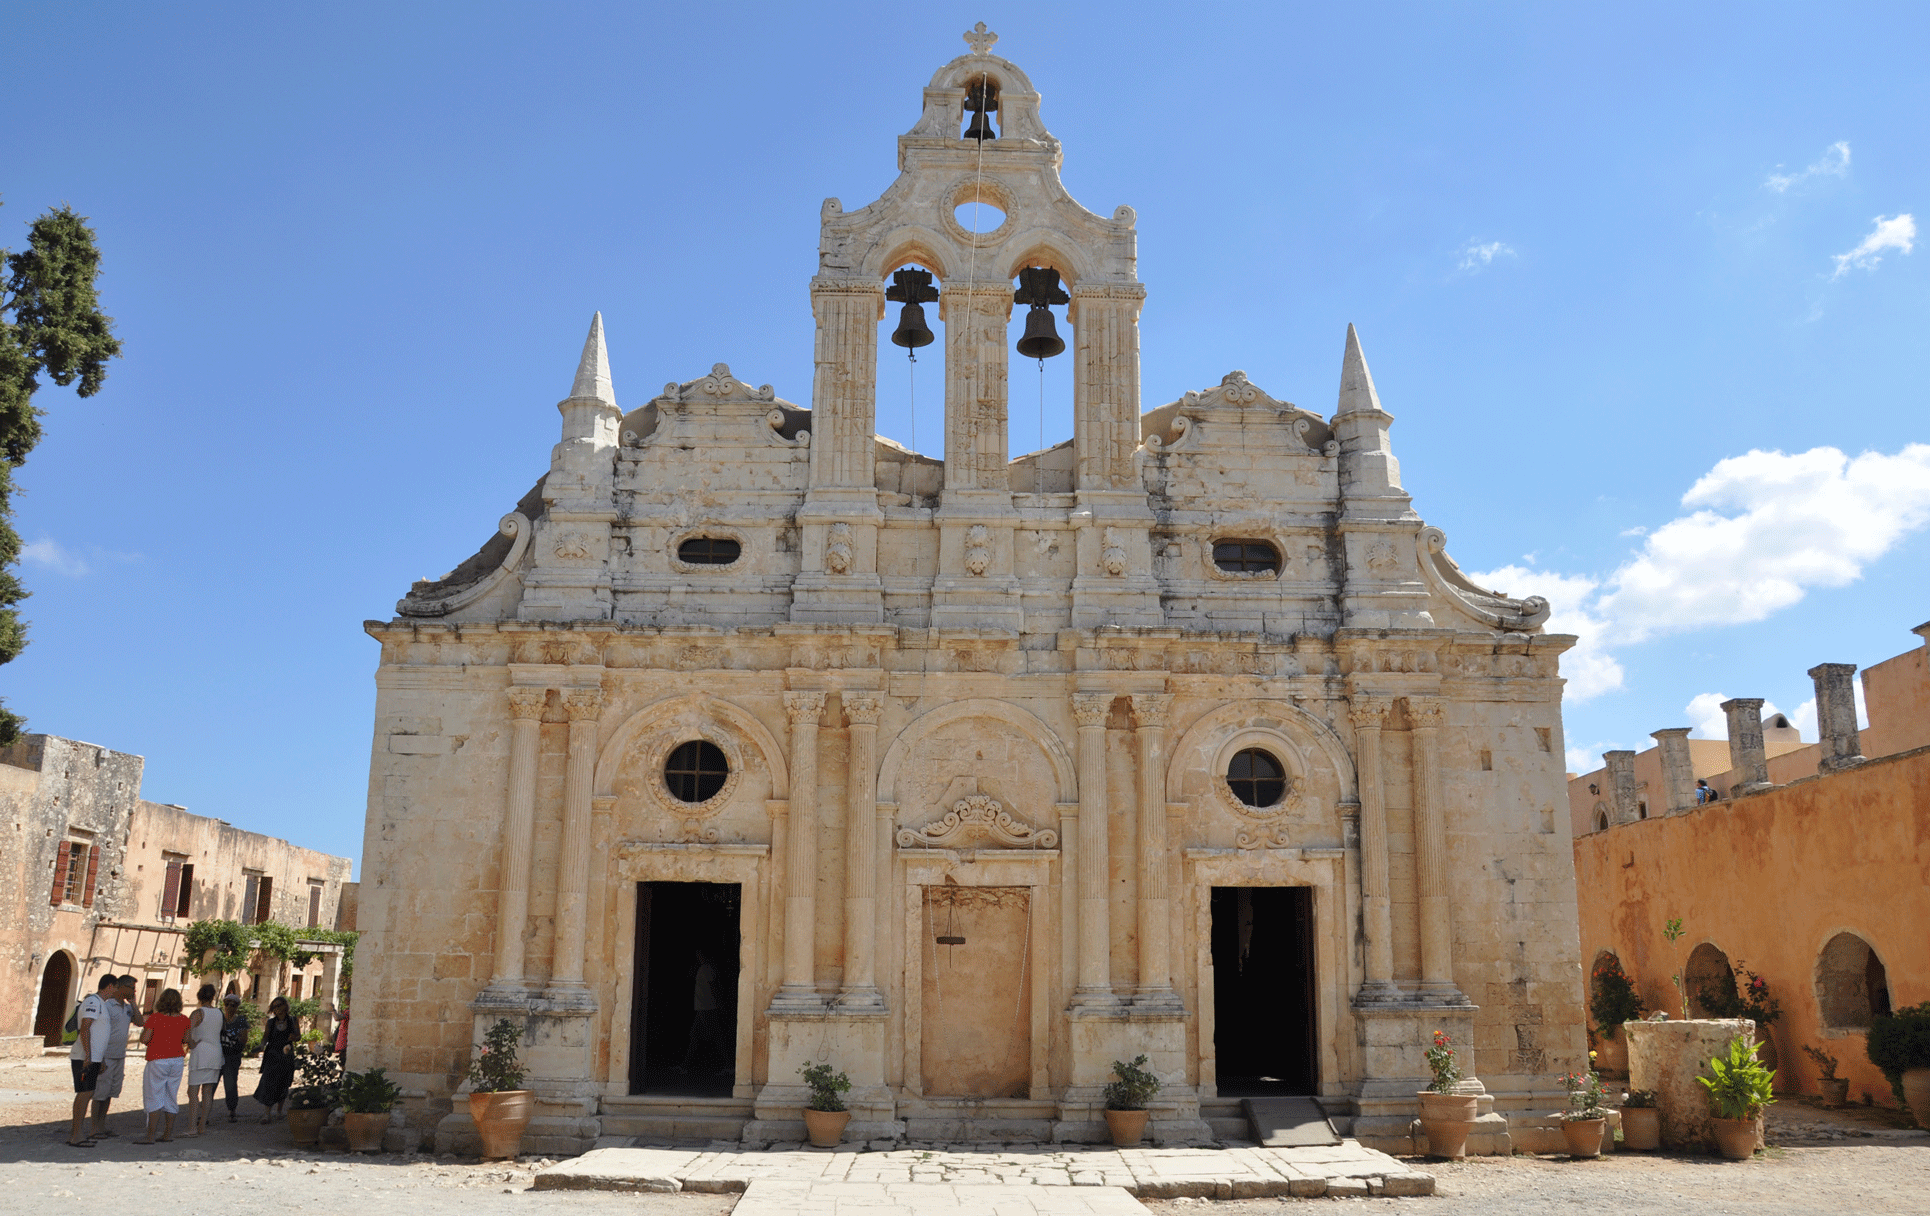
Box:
[1588,955,1644,1038]
[464,1018,527,1094]
[1699,962,1782,1027]
[1558,1069,1608,1121]
[1425,1031,1463,1093]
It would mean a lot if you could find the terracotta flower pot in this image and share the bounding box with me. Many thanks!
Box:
[1103,1108,1150,1147]
[1903,1068,1930,1128]
[1416,1092,1479,1159]
[287,1107,328,1147]
[1818,1078,1850,1109]
[1621,1106,1661,1150]
[802,1107,851,1147]
[1592,1030,1628,1075]
[469,1089,533,1160]
[1711,1115,1759,1160]
[1560,1116,1605,1158]
[344,1110,389,1152]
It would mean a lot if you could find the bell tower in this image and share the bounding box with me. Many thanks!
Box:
[791,23,1162,628]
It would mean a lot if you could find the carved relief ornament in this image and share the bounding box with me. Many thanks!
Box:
[896,795,1059,850]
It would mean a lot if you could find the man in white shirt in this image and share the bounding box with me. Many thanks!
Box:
[67,974,117,1147]
[88,975,144,1137]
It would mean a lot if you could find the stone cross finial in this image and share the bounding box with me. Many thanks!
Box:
[964,22,998,55]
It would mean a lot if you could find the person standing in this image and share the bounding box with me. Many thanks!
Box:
[251,996,296,1123]
[65,974,116,1148]
[89,974,145,1138]
[216,993,249,1122]
[134,988,189,1144]
[183,984,223,1136]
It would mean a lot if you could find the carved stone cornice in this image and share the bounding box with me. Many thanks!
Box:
[843,692,883,727]
[1131,693,1173,731]
[783,691,828,723]
[1071,693,1113,729]
[506,686,548,720]
[896,795,1058,850]
[561,688,604,721]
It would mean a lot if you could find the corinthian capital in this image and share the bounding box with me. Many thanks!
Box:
[1131,693,1173,730]
[783,691,827,723]
[561,687,604,721]
[1071,693,1113,729]
[1348,699,1389,731]
[506,686,549,720]
[843,692,882,727]
[1408,699,1446,731]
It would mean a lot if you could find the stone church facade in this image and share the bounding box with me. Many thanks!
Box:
[355,28,1585,1155]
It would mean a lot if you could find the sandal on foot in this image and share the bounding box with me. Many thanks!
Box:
[65,1140,97,1149]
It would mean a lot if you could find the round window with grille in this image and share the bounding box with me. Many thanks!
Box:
[664,740,730,803]
[1225,748,1286,808]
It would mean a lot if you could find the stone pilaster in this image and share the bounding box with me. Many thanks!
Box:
[792,279,887,623]
[544,686,602,1011]
[773,691,827,1010]
[1131,693,1178,1008]
[940,283,1012,493]
[1071,693,1116,1006]
[1069,285,1144,491]
[1604,749,1640,825]
[1350,700,1399,1003]
[1650,728,1696,815]
[1807,663,1867,774]
[1409,700,1466,1004]
[1720,698,1773,795]
[479,685,547,1008]
[838,692,884,1009]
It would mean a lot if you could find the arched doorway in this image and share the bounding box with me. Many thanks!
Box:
[1816,932,1891,1031]
[33,953,73,1046]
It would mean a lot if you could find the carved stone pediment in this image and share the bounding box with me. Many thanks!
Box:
[897,795,1059,850]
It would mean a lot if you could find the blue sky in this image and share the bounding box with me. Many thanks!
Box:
[2,3,1925,872]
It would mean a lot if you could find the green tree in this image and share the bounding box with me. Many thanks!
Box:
[0,203,122,741]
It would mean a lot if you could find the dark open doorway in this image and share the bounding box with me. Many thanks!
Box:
[1210,886,1317,1096]
[33,952,71,1046]
[630,881,740,1097]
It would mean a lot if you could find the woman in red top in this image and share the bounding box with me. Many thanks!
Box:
[136,988,190,1144]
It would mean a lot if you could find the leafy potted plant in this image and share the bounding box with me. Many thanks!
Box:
[1102,1055,1161,1146]
[1698,1034,1774,1159]
[465,1018,532,1159]
[286,1045,342,1147]
[1802,1045,1849,1108]
[1589,956,1643,1075]
[798,1062,852,1147]
[1620,1089,1660,1150]
[340,1065,402,1152]
[1865,1001,1930,1126]
[1699,962,1783,1073]
[1558,1068,1608,1158]
[1416,1030,1477,1158]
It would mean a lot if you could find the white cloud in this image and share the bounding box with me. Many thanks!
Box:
[1785,680,1869,739]
[1764,141,1850,193]
[1831,213,1915,278]
[1566,741,1619,775]
[1463,563,1623,700]
[21,537,89,578]
[1456,240,1516,272]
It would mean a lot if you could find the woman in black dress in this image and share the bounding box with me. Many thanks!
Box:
[251,997,296,1123]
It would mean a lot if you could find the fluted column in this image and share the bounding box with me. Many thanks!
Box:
[486,686,548,998]
[1409,700,1461,1001]
[806,280,885,491]
[1131,693,1176,1005]
[775,691,826,1007]
[1070,286,1145,491]
[940,284,1012,491]
[839,692,884,1008]
[547,686,602,1005]
[1072,693,1115,1005]
[1350,700,1398,1002]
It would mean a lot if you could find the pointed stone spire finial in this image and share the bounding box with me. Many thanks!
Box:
[1337,323,1383,417]
[964,22,998,55]
[568,312,615,405]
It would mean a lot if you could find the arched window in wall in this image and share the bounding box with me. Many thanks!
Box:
[876,263,946,504]
[1816,932,1892,1031]
[1684,942,1734,1018]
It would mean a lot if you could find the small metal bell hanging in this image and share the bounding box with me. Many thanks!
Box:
[963,77,999,141]
[1013,267,1070,359]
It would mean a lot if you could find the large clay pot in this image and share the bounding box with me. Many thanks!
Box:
[803,1108,851,1147]
[344,1111,389,1152]
[1903,1068,1930,1128]
[287,1107,328,1147]
[1711,1115,1759,1159]
[1416,1092,1478,1159]
[1592,1029,1628,1075]
[1819,1078,1850,1109]
[1561,1117,1605,1158]
[1621,1106,1661,1150]
[468,1090,533,1160]
[1103,1108,1150,1146]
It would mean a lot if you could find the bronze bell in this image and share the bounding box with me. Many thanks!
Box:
[886,268,940,350]
[963,110,997,142]
[891,300,934,350]
[1015,306,1064,359]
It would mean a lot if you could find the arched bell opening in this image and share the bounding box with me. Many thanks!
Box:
[876,261,947,501]
[961,73,1002,142]
[1007,262,1074,497]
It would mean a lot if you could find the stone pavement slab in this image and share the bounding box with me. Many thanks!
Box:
[731,1179,1151,1216]
[533,1142,1433,1198]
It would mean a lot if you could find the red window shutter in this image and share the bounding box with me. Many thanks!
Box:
[258,876,273,923]
[81,847,99,907]
[177,864,194,916]
[308,884,321,927]
[50,841,71,906]
[162,860,182,918]
[242,874,259,925]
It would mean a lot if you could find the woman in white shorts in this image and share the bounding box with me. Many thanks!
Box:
[135,988,190,1144]
[184,984,224,1136]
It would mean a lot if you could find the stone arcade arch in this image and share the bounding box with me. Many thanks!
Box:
[1816,931,1892,1031]
[1685,942,1734,1018]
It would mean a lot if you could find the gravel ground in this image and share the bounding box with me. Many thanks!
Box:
[0,1056,1923,1213]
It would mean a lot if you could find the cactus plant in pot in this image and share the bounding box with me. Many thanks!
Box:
[798,1062,852,1147]
[341,1066,402,1152]
[1103,1055,1161,1146]
[1417,1031,1478,1158]
[465,1019,531,1160]
[1699,1034,1775,1159]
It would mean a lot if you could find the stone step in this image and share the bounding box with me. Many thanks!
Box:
[599,1096,752,1143]
[902,1116,1056,1142]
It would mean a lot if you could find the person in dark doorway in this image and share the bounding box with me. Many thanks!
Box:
[679,947,728,1071]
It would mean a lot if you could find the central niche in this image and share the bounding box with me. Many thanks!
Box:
[895,716,1059,832]
[920,885,1031,1099]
